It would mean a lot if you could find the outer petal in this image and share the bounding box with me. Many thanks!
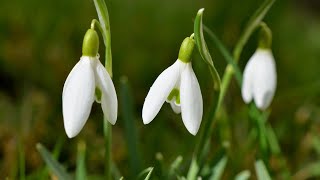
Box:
[62,57,95,138]
[180,63,203,135]
[251,50,277,109]
[142,60,184,124]
[95,60,118,125]
[241,54,255,104]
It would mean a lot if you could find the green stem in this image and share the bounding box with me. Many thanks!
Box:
[93,0,113,76]
[93,0,113,179]
[91,19,104,36]
[188,0,275,178]
[233,0,275,62]
[104,117,112,180]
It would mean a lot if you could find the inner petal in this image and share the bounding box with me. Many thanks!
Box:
[166,88,180,105]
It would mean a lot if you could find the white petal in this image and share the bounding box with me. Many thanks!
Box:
[142,60,185,124]
[62,57,95,138]
[95,60,118,125]
[180,63,203,135]
[170,100,181,114]
[241,55,255,104]
[251,50,277,109]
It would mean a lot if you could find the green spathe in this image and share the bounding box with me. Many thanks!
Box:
[258,22,272,49]
[82,29,99,57]
[178,37,195,63]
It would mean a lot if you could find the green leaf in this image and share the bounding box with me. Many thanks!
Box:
[186,159,200,180]
[168,156,183,178]
[294,161,320,179]
[209,156,228,180]
[138,167,154,180]
[111,162,122,180]
[194,8,221,91]
[235,170,251,180]
[76,141,87,180]
[266,125,281,155]
[120,77,142,177]
[255,159,271,180]
[36,143,71,180]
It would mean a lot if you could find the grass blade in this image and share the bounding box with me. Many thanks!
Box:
[209,156,228,180]
[138,167,154,180]
[76,141,87,180]
[235,170,251,180]
[255,159,271,180]
[36,143,71,180]
[120,76,142,177]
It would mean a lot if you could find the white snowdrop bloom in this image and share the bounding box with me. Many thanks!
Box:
[241,49,277,110]
[142,36,203,135]
[62,29,117,138]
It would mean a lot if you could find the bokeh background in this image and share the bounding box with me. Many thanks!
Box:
[0,0,320,179]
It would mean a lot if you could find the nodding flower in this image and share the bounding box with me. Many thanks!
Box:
[62,28,118,138]
[142,36,203,135]
[241,24,277,110]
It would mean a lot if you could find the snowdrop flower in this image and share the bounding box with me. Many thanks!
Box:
[62,28,117,138]
[241,24,276,110]
[142,36,203,135]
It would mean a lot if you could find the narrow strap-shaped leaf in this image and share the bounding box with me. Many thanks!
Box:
[266,124,280,155]
[194,8,221,91]
[294,161,320,179]
[137,167,154,180]
[209,156,228,180]
[235,170,251,180]
[120,77,142,177]
[255,159,271,180]
[144,168,154,180]
[36,143,71,180]
[112,162,122,180]
[168,156,183,178]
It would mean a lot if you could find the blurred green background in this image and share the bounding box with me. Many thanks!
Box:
[0,0,320,179]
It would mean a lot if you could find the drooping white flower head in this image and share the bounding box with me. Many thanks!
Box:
[62,29,117,138]
[241,48,277,110]
[142,36,203,135]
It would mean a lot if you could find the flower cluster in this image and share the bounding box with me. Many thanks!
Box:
[62,22,277,138]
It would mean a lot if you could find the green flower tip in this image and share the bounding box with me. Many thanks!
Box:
[258,22,272,50]
[82,29,99,57]
[167,88,180,104]
[178,36,195,63]
[198,8,205,15]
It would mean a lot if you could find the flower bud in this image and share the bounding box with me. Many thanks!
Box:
[82,29,99,57]
[178,37,195,63]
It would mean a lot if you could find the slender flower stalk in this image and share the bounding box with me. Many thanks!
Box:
[62,28,118,138]
[142,35,203,135]
[92,0,114,178]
